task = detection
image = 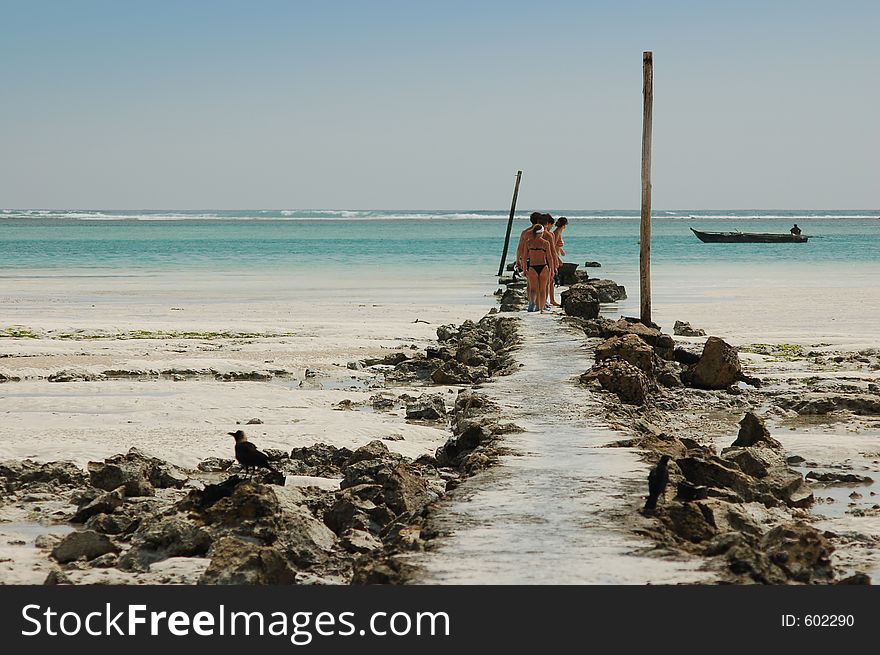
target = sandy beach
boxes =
[0,286,483,468]
[1,218,879,585]
[5,258,874,468]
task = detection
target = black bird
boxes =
[644,454,671,512]
[228,430,277,474]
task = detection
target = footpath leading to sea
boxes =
[407,270,880,584]
[409,314,712,583]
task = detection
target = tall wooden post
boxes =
[497,170,523,277]
[640,51,653,324]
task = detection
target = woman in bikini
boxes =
[525,224,553,313]
[548,216,568,306]
[516,213,543,299]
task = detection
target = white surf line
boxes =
[410,313,715,584]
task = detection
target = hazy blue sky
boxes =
[1,0,876,209]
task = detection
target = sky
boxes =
[0,0,877,209]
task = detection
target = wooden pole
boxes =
[640,51,653,324]
[497,170,523,277]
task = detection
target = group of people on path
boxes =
[515,212,568,314]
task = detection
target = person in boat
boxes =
[524,224,553,313]
[790,223,802,236]
[548,216,568,306]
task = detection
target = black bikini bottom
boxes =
[529,264,546,275]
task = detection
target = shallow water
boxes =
[2,210,878,283]
[807,475,880,520]
[770,428,880,520]
[1,211,877,351]
[410,314,713,584]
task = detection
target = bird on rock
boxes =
[644,454,671,512]
[228,430,277,475]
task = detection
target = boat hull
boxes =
[690,228,809,243]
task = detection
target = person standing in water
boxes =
[548,216,568,306]
[524,224,553,313]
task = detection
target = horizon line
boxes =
[3,208,878,213]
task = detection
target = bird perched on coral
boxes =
[644,454,671,512]
[228,430,277,475]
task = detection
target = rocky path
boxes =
[410,313,714,584]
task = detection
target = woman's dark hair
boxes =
[556,216,568,228]
[531,211,554,225]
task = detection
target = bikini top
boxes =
[527,239,549,260]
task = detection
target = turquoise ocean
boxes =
[1,209,878,309]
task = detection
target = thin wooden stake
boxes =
[497,170,523,277]
[640,51,653,324]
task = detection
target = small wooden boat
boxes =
[690,228,808,243]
